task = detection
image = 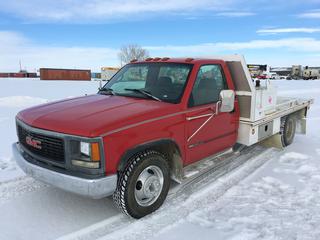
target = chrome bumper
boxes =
[12,143,117,199]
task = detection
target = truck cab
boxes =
[13,56,312,219]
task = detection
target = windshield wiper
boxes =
[98,88,116,96]
[124,88,162,102]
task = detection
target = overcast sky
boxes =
[0,0,320,71]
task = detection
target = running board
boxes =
[182,148,235,181]
[168,145,272,197]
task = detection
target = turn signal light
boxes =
[91,143,101,161]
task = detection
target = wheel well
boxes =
[117,139,184,182]
[282,108,307,121]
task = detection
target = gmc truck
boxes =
[13,55,313,219]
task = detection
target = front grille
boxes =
[17,123,65,162]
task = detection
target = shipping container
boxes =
[26,72,38,78]
[0,72,37,78]
[40,68,91,81]
[0,73,11,78]
[11,73,26,78]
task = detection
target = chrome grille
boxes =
[17,123,65,162]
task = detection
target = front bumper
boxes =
[12,143,117,199]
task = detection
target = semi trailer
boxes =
[13,55,313,218]
[303,67,320,80]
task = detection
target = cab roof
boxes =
[130,57,224,64]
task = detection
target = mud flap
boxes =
[259,133,284,149]
[296,118,307,134]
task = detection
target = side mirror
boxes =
[219,90,235,112]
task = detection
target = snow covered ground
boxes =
[0,78,319,240]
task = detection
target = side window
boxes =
[189,65,227,107]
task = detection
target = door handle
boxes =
[186,113,213,121]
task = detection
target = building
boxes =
[291,65,302,79]
[270,67,292,76]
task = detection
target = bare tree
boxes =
[118,44,149,66]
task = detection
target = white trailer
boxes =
[303,68,320,80]
[101,67,119,80]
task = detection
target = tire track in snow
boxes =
[58,147,279,240]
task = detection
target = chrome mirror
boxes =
[219,90,235,112]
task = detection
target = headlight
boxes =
[71,141,101,169]
[80,142,90,156]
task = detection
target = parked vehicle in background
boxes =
[257,74,267,79]
[13,55,313,219]
[268,73,279,80]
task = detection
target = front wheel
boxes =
[113,150,170,219]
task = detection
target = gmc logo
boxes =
[26,136,42,150]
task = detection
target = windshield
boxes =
[100,62,193,103]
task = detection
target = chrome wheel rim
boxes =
[134,165,164,207]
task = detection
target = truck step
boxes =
[168,144,271,197]
[182,148,235,181]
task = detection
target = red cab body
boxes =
[17,59,240,176]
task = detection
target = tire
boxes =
[113,150,170,219]
[280,115,296,147]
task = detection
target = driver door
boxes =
[185,64,237,165]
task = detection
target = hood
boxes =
[17,94,178,137]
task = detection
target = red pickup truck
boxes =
[13,56,312,218]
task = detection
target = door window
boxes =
[189,65,227,107]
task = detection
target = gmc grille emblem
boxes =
[25,136,42,150]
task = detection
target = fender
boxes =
[117,138,184,182]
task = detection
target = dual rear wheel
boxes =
[280,115,296,147]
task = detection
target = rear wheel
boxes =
[113,150,170,219]
[280,115,296,147]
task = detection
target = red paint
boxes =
[17,58,240,175]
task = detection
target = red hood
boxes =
[17,94,178,137]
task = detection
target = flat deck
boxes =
[239,97,313,127]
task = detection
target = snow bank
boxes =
[0,96,48,108]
